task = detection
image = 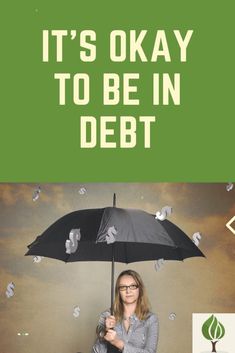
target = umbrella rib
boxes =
[125,210,137,242]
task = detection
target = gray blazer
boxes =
[92,310,159,353]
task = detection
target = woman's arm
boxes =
[92,310,112,353]
[104,329,124,351]
[96,310,111,339]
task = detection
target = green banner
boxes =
[1,1,234,182]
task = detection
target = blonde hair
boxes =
[113,269,150,322]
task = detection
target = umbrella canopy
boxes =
[25,197,205,310]
[26,206,204,263]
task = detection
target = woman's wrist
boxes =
[111,338,124,351]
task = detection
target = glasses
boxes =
[119,284,139,291]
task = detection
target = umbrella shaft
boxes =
[111,193,116,314]
[111,244,115,315]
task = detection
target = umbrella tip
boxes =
[113,193,116,207]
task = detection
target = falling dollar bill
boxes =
[154,258,165,271]
[192,232,202,247]
[169,312,176,320]
[226,183,234,192]
[65,229,81,254]
[78,187,86,195]
[106,226,117,244]
[32,186,41,202]
[33,256,44,263]
[155,206,173,221]
[6,282,15,298]
[73,306,80,318]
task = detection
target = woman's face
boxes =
[118,275,140,305]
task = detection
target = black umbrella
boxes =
[25,194,205,311]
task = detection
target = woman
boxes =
[92,269,159,353]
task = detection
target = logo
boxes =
[193,313,235,353]
[202,315,225,352]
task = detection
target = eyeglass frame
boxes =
[118,284,139,291]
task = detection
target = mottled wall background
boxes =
[0,183,234,353]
